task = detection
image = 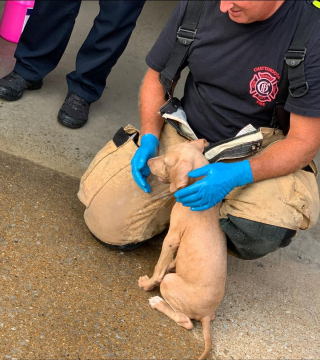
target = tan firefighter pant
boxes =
[78,123,319,246]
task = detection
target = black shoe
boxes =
[58,91,91,129]
[0,71,43,101]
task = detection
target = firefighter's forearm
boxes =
[139,68,166,138]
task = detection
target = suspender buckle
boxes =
[159,73,174,99]
[289,81,309,98]
[285,48,307,67]
[177,27,197,45]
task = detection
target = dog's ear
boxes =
[190,139,209,153]
[169,160,193,193]
[148,156,166,177]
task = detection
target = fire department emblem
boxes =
[250,71,279,105]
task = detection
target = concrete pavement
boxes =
[0,2,319,359]
[0,1,182,178]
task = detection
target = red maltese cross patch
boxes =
[250,67,280,107]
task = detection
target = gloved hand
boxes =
[174,160,253,211]
[131,133,159,193]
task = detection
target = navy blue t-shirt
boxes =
[146,1,320,142]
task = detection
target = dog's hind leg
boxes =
[167,257,177,273]
[150,272,195,329]
[149,296,193,330]
[138,231,180,291]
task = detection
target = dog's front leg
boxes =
[138,231,180,291]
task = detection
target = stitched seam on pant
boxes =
[136,193,174,242]
[293,174,311,229]
[87,163,132,208]
[82,138,132,183]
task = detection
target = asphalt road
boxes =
[0,1,319,358]
[0,150,319,359]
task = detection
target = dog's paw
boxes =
[138,275,155,291]
[148,296,164,308]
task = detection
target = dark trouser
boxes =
[220,215,296,260]
[14,0,145,103]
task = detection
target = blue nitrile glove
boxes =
[131,133,159,193]
[174,160,253,211]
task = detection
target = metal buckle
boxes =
[289,81,309,98]
[285,49,307,67]
[177,27,197,46]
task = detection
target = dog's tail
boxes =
[199,316,212,360]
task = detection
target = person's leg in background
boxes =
[0,0,82,101]
[59,0,146,129]
[14,0,82,82]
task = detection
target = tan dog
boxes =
[138,140,227,360]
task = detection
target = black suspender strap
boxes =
[272,2,320,133]
[159,1,205,98]
[285,3,320,98]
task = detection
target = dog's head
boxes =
[148,139,209,192]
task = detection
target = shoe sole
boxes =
[0,79,43,102]
[27,79,43,91]
[0,90,23,101]
[58,112,88,129]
